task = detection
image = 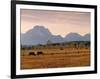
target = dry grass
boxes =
[21,47,90,69]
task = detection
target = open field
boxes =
[21,43,90,69]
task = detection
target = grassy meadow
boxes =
[21,41,90,69]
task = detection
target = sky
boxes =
[21,9,90,37]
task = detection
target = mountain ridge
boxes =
[21,25,90,45]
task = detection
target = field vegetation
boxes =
[21,41,90,69]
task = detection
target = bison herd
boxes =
[29,51,43,56]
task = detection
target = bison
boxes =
[37,51,43,55]
[29,52,36,56]
[29,51,44,56]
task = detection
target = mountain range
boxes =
[21,25,90,45]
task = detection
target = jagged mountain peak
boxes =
[26,25,52,37]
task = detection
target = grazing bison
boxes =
[29,52,36,56]
[29,51,44,56]
[37,51,43,55]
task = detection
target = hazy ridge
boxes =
[21,25,90,45]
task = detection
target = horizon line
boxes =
[21,25,90,37]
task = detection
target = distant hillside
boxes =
[64,33,90,41]
[21,25,90,45]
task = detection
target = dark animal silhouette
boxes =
[29,52,36,56]
[37,51,43,55]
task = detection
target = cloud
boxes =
[21,9,90,37]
